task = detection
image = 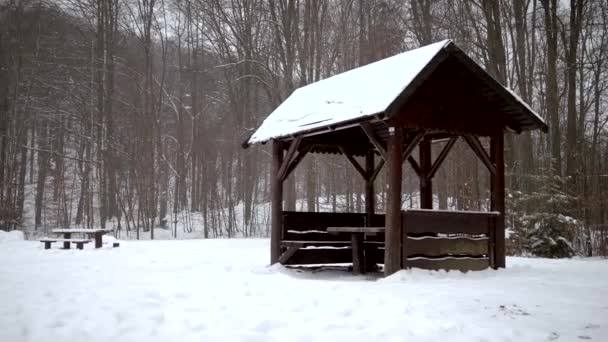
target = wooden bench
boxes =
[39,238,91,250]
[327,226,385,274]
[278,211,385,267]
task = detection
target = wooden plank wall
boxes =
[401,210,499,271]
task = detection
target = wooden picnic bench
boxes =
[39,238,91,250]
[277,211,385,269]
[327,226,385,274]
[40,228,113,249]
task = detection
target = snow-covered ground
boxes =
[1,232,606,342]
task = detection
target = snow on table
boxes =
[1,237,607,342]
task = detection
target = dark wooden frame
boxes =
[268,127,508,275]
[268,125,507,274]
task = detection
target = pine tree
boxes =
[507,167,577,258]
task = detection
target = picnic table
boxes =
[327,226,385,274]
[40,228,113,249]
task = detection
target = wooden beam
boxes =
[419,137,432,209]
[404,237,489,257]
[339,146,367,179]
[408,156,421,176]
[365,151,376,218]
[282,144,311,181]
[360,122,387,161]
[278,245,299,264]
[403,209,498,235]
[364,151,377,273]
[463,135,496,176]
[405,257,489,271]
[401,130,425,162]
[370,158,385,182]
[278,137,302,181]
[385,126,403,276]
[491,134,505,268]
[282,248,352,265]
[427,137,458,181]
[270,140,284,264]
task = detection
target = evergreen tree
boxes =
[507,167,577,258]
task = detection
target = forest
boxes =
[1,0,607,257]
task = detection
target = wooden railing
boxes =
[402,209,499,271]
[278,210,500,271]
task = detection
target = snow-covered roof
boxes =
[247,39,546,145]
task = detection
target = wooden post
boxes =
[95,232,103,248]
[385,126,403,275]
[491,133,506,268]
[63,233,70,249]
[364,151,376,273]
[271,140,284,264]
[365,151,375,222]
[419,137,432,209]
[351,233,364,274]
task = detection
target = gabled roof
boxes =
[247,39,547,146]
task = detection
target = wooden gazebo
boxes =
[244,40,547,276]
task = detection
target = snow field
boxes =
[0,234,607,342]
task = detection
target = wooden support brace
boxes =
[463,135,496,176]
[339,146,367,179]
[426,137,458,181]
[278,245,300,264]
[278,137,302,181]
[370,159,385,182]
[282,144,311,181]
[360,123,387,161]
[407,156,421,177]
[401,130,426,163]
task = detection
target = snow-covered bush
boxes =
[521,213,576,258]
[506,168,577,258]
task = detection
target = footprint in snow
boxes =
[190,322,206,331]
[340,308,353,317]
[150,312,165,324]
[496,304,530,318]
[173,292,189,299]
[144,291,162,299]
[49,319,66,329]
[254,319,281,333]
